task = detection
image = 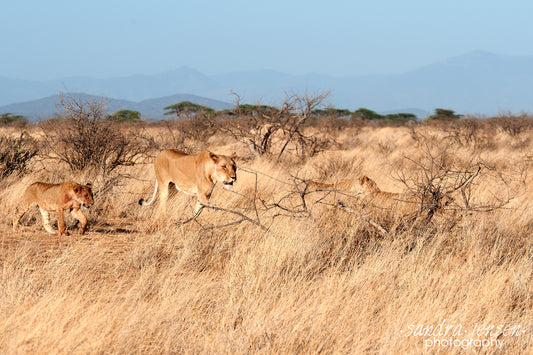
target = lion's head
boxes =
[210,152,237,189]
[359,175,381,193]
[73,183,94,208]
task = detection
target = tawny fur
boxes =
[307,175,381,195]
[307,175,419,212]
[139,149,237,213]
[324,176,452,214]
[13,181,94,235]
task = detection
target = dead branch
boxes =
[337,200,391,238]
[197,205,267,231]
[216,92,333,161]
[393,145,514,221]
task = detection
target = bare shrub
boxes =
[444,117,496,150]
[305,112,350,132]
[154,115,215,152]
[408,124,435,149]
[38,94,151,200]
[40,94,149,176]
[217,92,335,161]
[491,111,533,137]
[394,146,511,224]
[0,132,38,179]
[327,148,512,240]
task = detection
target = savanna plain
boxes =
[0,97,532,354]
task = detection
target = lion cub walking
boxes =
[13,181,94,235]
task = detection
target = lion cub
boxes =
[13,181,94,235]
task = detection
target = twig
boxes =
[200,205,267,231]
[337,200,391,238]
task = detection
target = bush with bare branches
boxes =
[40,94,149,176]
[392,146,512,225]
[217,92,335,160]
[490,111,533,137]
[37,94,152,199]
[443,117,496,150]
[0,132,37,179]
[162,115,216,150]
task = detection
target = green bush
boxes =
[0,113,28,126]
[110,109,141,122]
[426,108,462,121]
[164,101,215,117]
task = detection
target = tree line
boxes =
[0,100,504,126]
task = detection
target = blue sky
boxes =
[2,0,533,80]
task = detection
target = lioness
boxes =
[13,181,94,235]
[139,149,237,213]
[346,178,452,214]
[306,175,380,195]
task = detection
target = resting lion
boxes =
[306,175,381,195]
[308,175,414,210]
[139,149,237,213]
[312,176,415,208]
[13,181,94,235]
[309,175,452,217]
[341,177,452,215]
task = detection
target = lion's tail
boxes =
[139,180,158,206]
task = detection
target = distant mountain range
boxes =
[0,93,232,121]
[1,50,533,120]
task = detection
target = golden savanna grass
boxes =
[0,120,532,354]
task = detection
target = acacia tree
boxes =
[351,108,384,121]
[0,113,28,125]
[110,109,141,122]
[163,101,214,118]
[426,108,462,121]
[385,113,417,123]
[312,108,352,118]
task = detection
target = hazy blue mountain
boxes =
[0,76,53,106]
[1,51,533,116]
[383,51,533,114]
[53,66,218,102]
[0,93,233,121]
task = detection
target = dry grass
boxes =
[0,122,532,354]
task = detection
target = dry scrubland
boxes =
[0,108,532,353]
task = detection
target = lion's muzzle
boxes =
[223,176,236,190]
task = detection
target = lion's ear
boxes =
[230,152,237,160]
[86,182,93,189]
[209,152,219,162]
